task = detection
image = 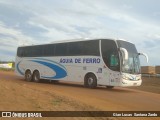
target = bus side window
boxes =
[17,48,24,57]
[19,51,24,57]
[110,53,118,67]
[101,40,120,71]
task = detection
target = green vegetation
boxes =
[0,61,15,71]
[0,68,15,71]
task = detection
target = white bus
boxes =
[15,38,148,88]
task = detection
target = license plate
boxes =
[133,83,137,86]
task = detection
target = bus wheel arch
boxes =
[84,72,97,89]
[25,69,32,82]
[33,70,41,83]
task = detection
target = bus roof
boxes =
[49,38,116,44]
[18,38,132,47]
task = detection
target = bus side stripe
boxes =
[31,60,67,79]
[16,61,24,75]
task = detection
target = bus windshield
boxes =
[117,40,140,74]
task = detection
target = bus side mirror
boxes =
[120,47,128,62]
[138,52,148,63]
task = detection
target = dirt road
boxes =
[0,71,160,112]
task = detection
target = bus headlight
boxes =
[122,76,128,80]
[122,74,141,81]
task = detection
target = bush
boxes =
[0,68,15,71]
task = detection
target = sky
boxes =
[0,0,160,66]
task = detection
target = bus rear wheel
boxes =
[33,71,40,83]
[85,74,97,89]
[25,70,32,82]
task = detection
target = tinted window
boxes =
[43,44,55,56]
[32,45,43,57]
[55,43,68,56]
[68,42,84,55]
[17,40,100,57]
[67,40,100,56]
[24,46,32,57]
[83,40,99,56]
[101,40,120,71]
[17,47,24,57]
[117,40,137,53]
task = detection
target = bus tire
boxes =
[85,74,97,89]
[33,70,40,83]
[84,78,88,87]
[25,70,32,82]
[106,86,114,89]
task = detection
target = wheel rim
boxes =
[25,70,32,81]
[26,72,31,80]
[34,75,38,81]
[34,72,40,82]
[88,77,94,86]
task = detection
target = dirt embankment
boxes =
[0,71,115,120]
[0,71,160,120]
[130,76,160,94]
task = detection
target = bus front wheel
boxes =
[25,70,32,82]
[33,70,40,83]
[85,74,97,89]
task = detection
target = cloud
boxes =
[0,21,36,60]
[0,0,159,65]
[0,21,35,45]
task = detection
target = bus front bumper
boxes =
[119,73,142,87]
[120,79,142,87]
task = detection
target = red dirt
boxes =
[0,71,160,120]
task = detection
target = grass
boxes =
[0,68,15,71]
